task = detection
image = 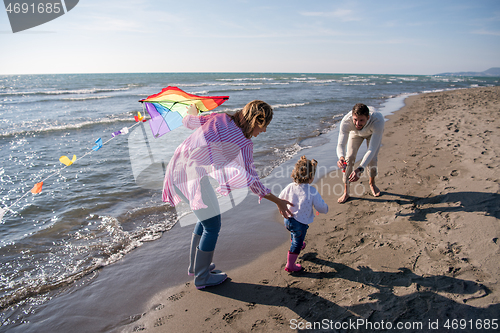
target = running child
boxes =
[279,156,329,272]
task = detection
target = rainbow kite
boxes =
[140,86,229,138]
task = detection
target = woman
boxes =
[163,100,293,289]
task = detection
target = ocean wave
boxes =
[0,116,138,138]
[0,87,129,97]
[332,114,344,121]
[272,102,309,109]
[0,205,176,310]
[266,82,290,85]
[218,82,262,86]
[303,79,339,84]
[62,95,113,101]
[191,86,262,95]
[175,81,289,90]
[173,81,262,88]
[264,143,303,176]
[292,77,317,81]
[342,82,377,86]
[2,92,153,106]
[214,107,242,113]
[216,77,276,81]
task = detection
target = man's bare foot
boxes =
[370,183,381,197]
[338,193,350,203]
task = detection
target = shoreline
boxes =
[121,86,500,332]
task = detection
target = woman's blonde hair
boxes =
[230,100,273,139]
[291,156,318,184]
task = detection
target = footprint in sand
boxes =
[167,291,185,301]
[153,304,164,311]
[222,308,244,324]
[153,315,174,327]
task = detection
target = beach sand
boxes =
[122,87,500,332]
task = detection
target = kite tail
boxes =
[0,114,146,222]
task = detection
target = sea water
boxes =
[0,73,498,330]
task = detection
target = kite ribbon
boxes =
[92,138,103,151]
[112,127,129,137]
[31,182,43,194]
[60,155,77,166]
[0,110,148,222]
[134,112,146,122]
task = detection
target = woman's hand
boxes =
[187,104,199,116]
[264,193,294,218]
[277,198,294,218]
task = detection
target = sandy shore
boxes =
[122,87,500,332]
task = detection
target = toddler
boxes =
[279,156,329,272]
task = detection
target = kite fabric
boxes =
[139,86,229,138]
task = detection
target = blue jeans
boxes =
[285,217,309,254]
[175,177,221,252]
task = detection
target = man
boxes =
[336,103,384,203]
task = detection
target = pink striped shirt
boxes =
[162,113,271,210]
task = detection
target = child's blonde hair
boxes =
[291,156,318,184]
[230,100,273,139]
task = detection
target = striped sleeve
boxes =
[241,144,271,201]
[183,113,216,130]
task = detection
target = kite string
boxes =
[1,118,145,218]
[1,150,94,215]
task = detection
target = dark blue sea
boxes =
[0,73,498,331]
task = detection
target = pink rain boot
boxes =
[285,251,303,272]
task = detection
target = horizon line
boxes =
[1,70,497,77]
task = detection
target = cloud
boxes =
[300,9,361,22]
[472,29,500,36]
[61,0,186,34]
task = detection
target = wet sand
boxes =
[123,86,500,332]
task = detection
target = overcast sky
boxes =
[1,0,499,75]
